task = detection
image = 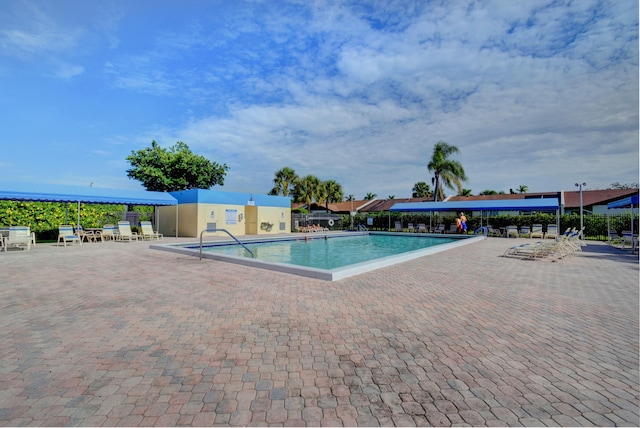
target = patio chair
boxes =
[140,221,163,240]
[530,224,544,239]
[6,226,32,251]
[518,226,531,238]
[394,221,403,232]
[433,224,445,234]
[505,225,518,238]
[621,230,636,250]
[486,225,503,237]
[545,224,558,239]
[416,223,427,233]
[101,224,118,241]
[607,229,622,247]
[117,221,139,242]
[75,225,97,243]
[57,225,81,247]
[407,223,415,232]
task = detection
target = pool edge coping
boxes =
[150,232,485,281]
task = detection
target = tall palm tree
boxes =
[364,192,377,200]
[412,181,433,198]
[518,185,528,194]
[269,166,298,196]
[346,194,355,201]
[427,141,467,202]
[321,180,344,213]
[458,188,473,197]
[293,175,320,210]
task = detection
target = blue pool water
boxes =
[198,233,456,269]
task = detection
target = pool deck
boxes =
[0,235,638,426]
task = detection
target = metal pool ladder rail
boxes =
[200,225,254,260]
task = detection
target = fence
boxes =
[342,212,638,241]
[291,213,343,231]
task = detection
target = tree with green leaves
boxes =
[458,188,473,197]
[427,141,467,202]
[518,185,528,194]
[269,166,298,196]
[321,180,344,212]
[412,181,433,198]
[479,189,499,195]
[364,192,377,200]
[126,141,229,192]
[293,175,321,209]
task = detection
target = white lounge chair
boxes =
[545,224,558,239]
[6,226,32,251]
[519,226,531,238]
[57,225,81,247]
[416,223,428,233]
[433,224,445,234]
[140,221,163,240]
[394,221,403,232]
[117,221,138,242]
[506,225,518,238]
[530,224,544,239]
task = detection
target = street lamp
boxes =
[575,182,586,235]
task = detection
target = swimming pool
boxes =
[151,232,484,281]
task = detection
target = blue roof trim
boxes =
[170,189,290,208]
[0,182,177,205]
[607,194,639,209]
[390,198,559,212]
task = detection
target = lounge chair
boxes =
[518,226,531,238]
[75,225,98,243]
[6,226,32,251]
[57,225,81,247]
[407,223,415,232]
[505,225,518,238]
[446,224,457,234]
[486,225,503,237]
[117,221,138,242]
[530,224,544,239]
[416,223,428,233]
[606,229,622,247]
[140,221,163,240]
[394,221,403,232]
[433,224,445,234]
[621,230,637,250]
[545,224,558,240]
[101,224,118,241]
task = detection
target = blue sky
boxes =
[1,0,638,199]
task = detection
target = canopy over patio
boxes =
[389,198,559,212]
[0,182,177,205]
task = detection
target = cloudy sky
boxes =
[1,0,637,199]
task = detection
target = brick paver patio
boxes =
[0,236,638,426]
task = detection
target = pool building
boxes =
[157,189,291,238]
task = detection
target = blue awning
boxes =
[607,194,639,209]
[390,198,559,212]
[0,182,177,205]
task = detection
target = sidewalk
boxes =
[0,237,638,426]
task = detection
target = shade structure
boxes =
[0,182,177,205]
[607,192,638,239]
[390,198,559,212]
[607,194,639,209]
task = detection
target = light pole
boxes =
[575,182,586,235]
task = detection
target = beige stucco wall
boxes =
[157,203,291,238]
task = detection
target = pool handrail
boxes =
[200,227,254,260]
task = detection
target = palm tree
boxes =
[479,189,498,195]
[518,185,528,194]
[269,166,298,196]
[458,188,473,197]
[427,141,467,202]
[388,195,395,199]
[346,194,355,201]
[412,181,433,198]
[322,180,344,212]
[364,192,377,200]
[293,175,321,210]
